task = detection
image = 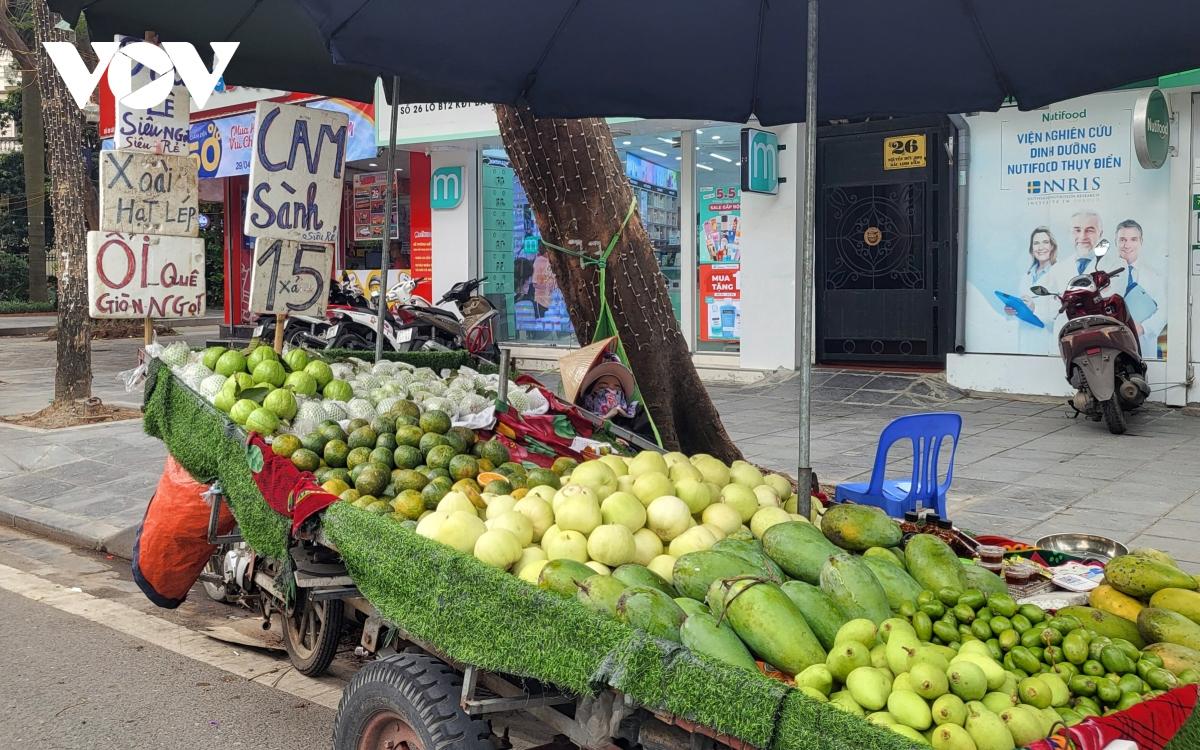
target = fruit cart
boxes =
[144,350,1200,750]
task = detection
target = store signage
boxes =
[248,237,332,315]
[699,264,741,342]
[245,101,348,243]
[1192,194,1200,211]
[99,151,199,237]
[86,231,206,318]
[1133,88,1170,169]
[740,128,779,195]
[883,133,927,170]
[430,166,464,209]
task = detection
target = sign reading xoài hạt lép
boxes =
[100,151,199,237]
[87,231,206,319]
[245,101,348,243]
[248,237,333,316]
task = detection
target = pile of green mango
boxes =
[534,505,1198,748]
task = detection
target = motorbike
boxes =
[390,276,501,361]
[253,274,373,348]
[1030,239,1150,434]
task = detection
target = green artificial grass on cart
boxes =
[142,362,935,750]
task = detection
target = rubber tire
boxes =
[332,653,494,750]
[1102,398,1128,435]
[332,332,372,351]
[201,548,236,604]
[282,591,343,677]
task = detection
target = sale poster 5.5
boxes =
[698,185,741,264]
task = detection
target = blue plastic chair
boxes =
[834,413,962,518]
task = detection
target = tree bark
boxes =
[495,105,741,462]
[32,0,90,401]
[20,68,46,301]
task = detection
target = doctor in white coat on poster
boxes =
[1114,219,1165,358]
[1008,226,1061,355]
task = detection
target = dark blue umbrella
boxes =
[297,0,1200,124]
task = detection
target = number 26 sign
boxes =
[248,237,332,316]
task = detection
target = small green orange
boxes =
[346,446,373,470]
[271,434,302,459]
[290,448,321,473]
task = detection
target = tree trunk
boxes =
[495,105,741,462]
[20,68,47,302]
[32,0,90,401]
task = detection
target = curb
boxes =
[0,495,137,560]
[0,317,223,338]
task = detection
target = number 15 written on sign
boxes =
[248,237,332,316]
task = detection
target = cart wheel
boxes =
[333,653,494,750]
[201,547,236,604]
[282,589,343,677]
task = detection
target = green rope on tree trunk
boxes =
[540,198,664,447]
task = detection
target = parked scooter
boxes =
[1030,239,1150,434]
[253,274,371,347]
[390,276,501,361]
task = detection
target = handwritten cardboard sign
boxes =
[245,101,348,243]
[87,231,206,318]
[116,70,190,155]
[100,151,199,237]
[248,237,332,316]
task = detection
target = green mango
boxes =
[679,611,757,671]
[820,503,902,551]
[711,537,786,580]
[575,574,627,617]
[612,563,678,597]
[862,554,925,612]
[671,550,764,601]
[863,546,907,569]
[761,521,839,584]
[1057,606,1145,648]
[537,558,595,597]
[820,553,890,625]
[718,577,826,675]
[966,708,1015,750]
[674,597,709,617]
[1105,554,1197,598]
[905,534,968,596]
[780,579,848,651]
[962,563,1009,598]
[615,586,686,642]
[1138,607,1200,652]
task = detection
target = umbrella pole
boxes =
[797,0,818,517]
[374,75,401,362]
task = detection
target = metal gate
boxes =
[815,118,957,365]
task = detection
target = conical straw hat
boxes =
[559,337,618,403]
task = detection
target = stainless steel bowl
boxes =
[1034,533,1128,561]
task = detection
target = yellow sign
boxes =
[883,134,927,170]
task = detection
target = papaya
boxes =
[716,577,826,675]
[1138,607,1200,652]
[820,553,891,625]
[612,563,678,597]
[672,551,764,601]
[679,612,758,671]
[863,546,906,569]
[861,554,924,612]
[575,574,627,617]
[962,562,1009,598]
[1104,554,1198,599]
[890,546,907,569]
[538,558,596,597]
[781,580,848,651]
[1143,642,1200,676]
[1089,583,1145,623]
[616,586,687,642]
[820,504,903,551]
[1150,588,1200,626]
[1057,606,1146,648]
[761,521,840,584]
[711,538,786,580]
[904,533,967,595]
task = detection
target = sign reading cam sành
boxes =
[248,237,333,316]
[245,101,348,243]
[100,151,199,236]
[87,231,206,318]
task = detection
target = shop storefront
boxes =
[373,95,803,374]
[948,86,1193,406]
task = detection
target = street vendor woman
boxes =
[559,338,654,441]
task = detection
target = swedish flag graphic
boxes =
[1027,180,1041,194]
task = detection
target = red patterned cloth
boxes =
[1027,685,1197,750]
[245,433,339,533]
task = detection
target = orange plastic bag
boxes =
[132,455,235,608]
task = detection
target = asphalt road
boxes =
[0,585,336,750]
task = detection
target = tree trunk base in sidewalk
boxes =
[2,398,141,429]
